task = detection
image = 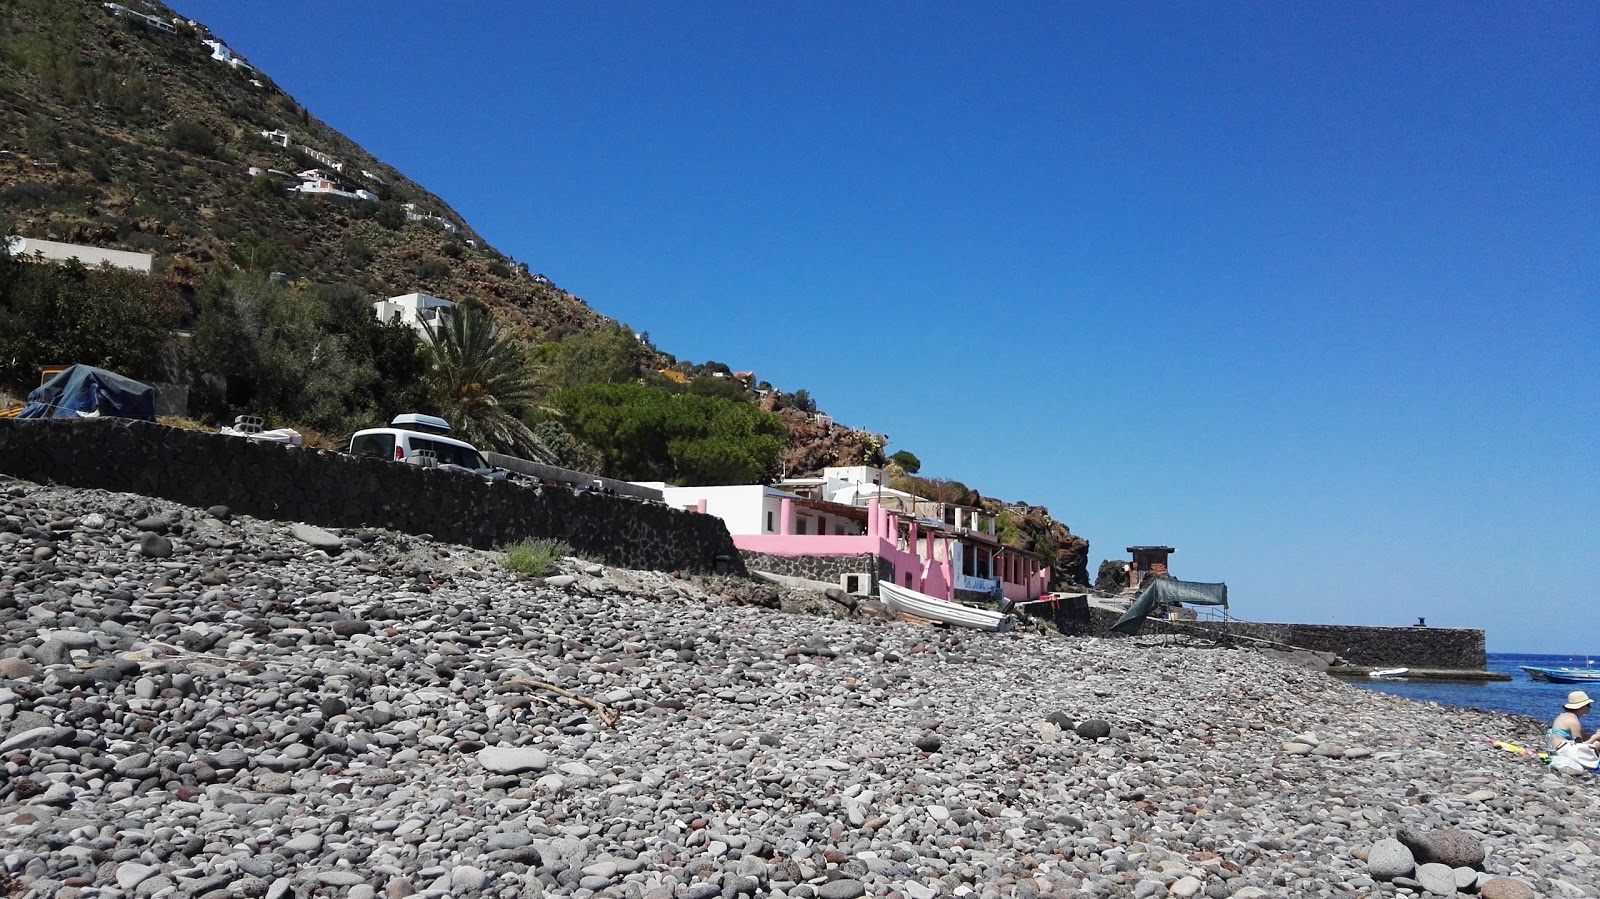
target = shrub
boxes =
[501,538,571,577]
[168,120,218,157]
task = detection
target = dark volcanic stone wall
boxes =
[0,419,744,575]
[1087,608,1486,669]
[740,551,877,592]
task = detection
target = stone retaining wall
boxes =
[739,551,878,595]
[1088,608,1486,669]
[0,418,744,575]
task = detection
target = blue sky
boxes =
[175,2,1597,653]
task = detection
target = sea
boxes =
[1351,652,1597,722]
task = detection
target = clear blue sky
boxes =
[175,2,1597,653]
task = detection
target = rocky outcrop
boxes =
[776,408,886,475]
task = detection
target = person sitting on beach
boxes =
[1549,690,1600,751]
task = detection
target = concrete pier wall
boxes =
[1089,608,1486,669]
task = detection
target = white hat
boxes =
[1565,691,1593,711]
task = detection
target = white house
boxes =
[201,39,251,70]
[104,3,176,34]
[291,169,377,201]
[5,236,153,273]
[403,203,459,234]
[373,293,456,335]
[260,129,291,147]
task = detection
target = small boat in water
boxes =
[1520,665,1600,684]
[1369,668,1411,679]
[878,581,1013,632]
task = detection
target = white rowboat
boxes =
[878,581,1013,632]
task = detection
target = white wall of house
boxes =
[646,485,779,534]
[5,237,152,273]
[823,465,887,487]
[373,293,456,334]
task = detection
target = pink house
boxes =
[644,477,1050,605]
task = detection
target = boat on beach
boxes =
[878,581,1013,632]
[1520,665,1600,684]
[1369,667,1411,679]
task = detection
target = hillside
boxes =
[0,0,1094,585]
[0,0,602,340]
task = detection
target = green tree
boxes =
[551,383,787,484]
[528,322,644,396]
[889,450,922,474]
[310,283,426,420]
[776,387,816,414]
[421,305,552,459]
[190,273,383,433]
[0,249,181,388]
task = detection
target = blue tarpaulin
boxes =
[17,365,157,421]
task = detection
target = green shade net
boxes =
[1111,578,1229,635]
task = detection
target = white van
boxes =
[348,414,500,476]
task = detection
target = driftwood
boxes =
[505,678,620,728]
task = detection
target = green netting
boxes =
[1110,578,1229,635]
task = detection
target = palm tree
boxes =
[422,305,555,461]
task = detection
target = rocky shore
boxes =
[2,481,1595,898]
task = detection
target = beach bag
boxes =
[1555,741,1599,771]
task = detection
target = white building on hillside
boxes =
[373,293,456,336]
[202,39,251,69]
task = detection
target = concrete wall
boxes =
[655,484,774,534]
[1088,608,1486,669]
[6,236,153,273]
[0,418,744,575]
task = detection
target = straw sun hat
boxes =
[1565,691,1594,711]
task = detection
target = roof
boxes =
[1127,546,1176,553]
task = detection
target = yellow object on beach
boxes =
[1492,740,1532,757]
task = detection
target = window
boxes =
[796,518,807,535]
[412,438,487,470]
[766,510,774,532]
[351,433,395,460]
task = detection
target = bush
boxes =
[501,538,571,577]
[415,258,450,280]
[168,120,218,157]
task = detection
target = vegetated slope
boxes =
[0,0,603,340]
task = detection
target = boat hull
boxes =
[879,581,1013,632]
[1521,665,1600,684]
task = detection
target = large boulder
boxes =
[1427,828,1486,869]
[1367,839,1415,881]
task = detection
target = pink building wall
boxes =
[732,499,956,599]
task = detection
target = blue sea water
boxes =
[1352,653,1598,723]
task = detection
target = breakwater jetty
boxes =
[1090,612,1492,674]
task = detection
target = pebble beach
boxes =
[2,480,1596,899]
